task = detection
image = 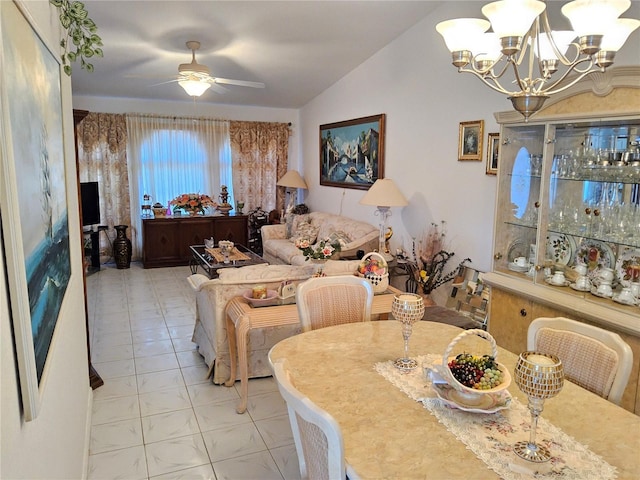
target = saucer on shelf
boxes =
[612,294,638,306]
[544,278,570,287]
[590,287,613,299]
[432,383,512,414]
[508,263,530,273]
[569,283,591,292]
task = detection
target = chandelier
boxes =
[436,0,639,120]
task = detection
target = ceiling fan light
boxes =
[562,0,631,37]
[482,0,546,39]
[600,18,640,52]
[179,79,211,97]
[436,18,491,53]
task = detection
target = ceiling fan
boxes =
[176,41,265,97]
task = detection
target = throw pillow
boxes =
[290,221,319,244]
[327,230,352,248]
[285,214,309,238]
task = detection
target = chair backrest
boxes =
[272,360,346,480]
[527,317,633,405]
[296,275,373,332]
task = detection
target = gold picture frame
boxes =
[486,132,500,175]
[458,120,484,161]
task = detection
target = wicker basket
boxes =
[441,329,511,399]
[356,252,389,294]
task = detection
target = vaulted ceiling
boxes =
[71,1,442,108]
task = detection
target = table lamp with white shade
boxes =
[359,178,408,261]
[277,170,308,218]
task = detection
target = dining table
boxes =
[268,320,640,480]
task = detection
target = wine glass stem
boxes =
[528,398,544,447]
[402,323,412,358]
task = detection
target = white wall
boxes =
[1,1,92,478]
[300,1,640,276]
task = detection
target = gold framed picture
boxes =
[486,132,500,175]
[458,120,484,161]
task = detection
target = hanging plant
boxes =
[50,0,103,75]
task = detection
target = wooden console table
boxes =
[142,214,248,268]
[224,286,402,414]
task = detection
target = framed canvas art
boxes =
[486,132,500,175]
[458,120,484,161]
[0,1,71,420]
[319,114,385,190]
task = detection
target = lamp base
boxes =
[513,441,552,463]
[394,357,418,371]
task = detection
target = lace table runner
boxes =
[375,355,617,480]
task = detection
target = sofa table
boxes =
[224,285,402,413]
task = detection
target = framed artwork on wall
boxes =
[486,132,500,175]
[458,120,484,161]
[0,1,71,421]
[319,114,385,190]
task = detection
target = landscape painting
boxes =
[319,114,385,190]
[1,1,70,418]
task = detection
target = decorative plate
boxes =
[242,289,279,307]
[432,383,512,414]
[574,239,616,281]
[545,233,576,265]
[507,238,529,263]
[615,246,640,287]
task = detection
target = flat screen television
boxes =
[80,181,100,226]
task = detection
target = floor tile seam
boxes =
[139,407,199,446]
[142,433,210,477]
[89,417,145,455]
[136,381,188,396]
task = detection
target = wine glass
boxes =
[513,351,564,463]
[391,294,425,371]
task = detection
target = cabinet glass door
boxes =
[494,125,545,280]
[547,121,640,308]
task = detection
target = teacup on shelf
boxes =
[575,276,591,291]
[596,282,613,297]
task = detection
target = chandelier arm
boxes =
[457,67,513,95]
[540,10,572,66]
[543,63,604,96]
[510,57,531,94]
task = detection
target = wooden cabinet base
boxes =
[143,215,248,268]
[488,287,640,415]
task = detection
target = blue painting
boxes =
[320,114,385,190]
[2,4,71,383]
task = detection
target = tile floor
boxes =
[86,263,301,480]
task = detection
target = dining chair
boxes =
[296,275,373,332]
[527,317,633,405]
[272,360,347,480]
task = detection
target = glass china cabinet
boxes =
[482,68,640,414]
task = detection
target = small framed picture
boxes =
[458,120,484,161]
[486,132,500,175]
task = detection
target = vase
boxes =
[113,225,132,269]
[420,292,437,307]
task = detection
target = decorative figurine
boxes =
[216,185,233,215]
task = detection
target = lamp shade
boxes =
[436,18,491,52]
[562,0,630,37]
[482,0,546,39]
[277,170,308,189]
[179,79,211,97]
[600,18,640,51]
[359,178,408,208]
[530,31,577,60]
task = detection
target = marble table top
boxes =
[268,321,640,480]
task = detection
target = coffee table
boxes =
[189,244,267,278]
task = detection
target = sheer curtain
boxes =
[126,114,232,257]
[76,113,130,263]
[229,121,290,214]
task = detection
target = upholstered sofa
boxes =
[261,211,378,265]
[188,260,360,384]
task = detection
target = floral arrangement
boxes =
[414,221,471,294]
[170,193,216,215]
[295,237,340,261]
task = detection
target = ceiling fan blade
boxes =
[150,78,181,87]
[209,83,229,94]
[213,77,266,89]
